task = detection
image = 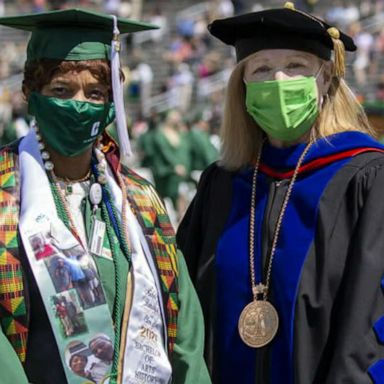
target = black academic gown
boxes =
[177,131,384,384]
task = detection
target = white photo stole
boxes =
[18,130,115,384]
[17,130,171,383]
[104,158,172,384]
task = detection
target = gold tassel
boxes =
[327,27,345,78]
[284,2,295,10]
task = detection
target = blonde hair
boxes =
[220,60,376,170]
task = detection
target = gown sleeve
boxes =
[0,327,29,384]
[295,156,384,384]
[171,251,211,384]
[177,162,232,281]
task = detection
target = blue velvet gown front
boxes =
[214,132,384,384]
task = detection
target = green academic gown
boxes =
[0,145,210,384]
[149,129,191,205]
[188,127,219,172]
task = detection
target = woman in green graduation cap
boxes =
[0,8,210,384]
[177,2,384,383]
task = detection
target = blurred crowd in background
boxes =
[1,0,384,225]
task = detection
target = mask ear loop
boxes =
[314,62,328,108]
[315,62,324,80]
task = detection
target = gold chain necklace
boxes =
[54,169,92,195]
[238,140,313,348]
[54,169,92,183]
[49,170,90,249]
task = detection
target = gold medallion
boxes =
[238,300,279,348]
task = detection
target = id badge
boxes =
[89,218,106,257]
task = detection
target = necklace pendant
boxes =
[253,283,267,297]
[238,299,279,348]
[90,183,103,206]
[65,184,73,195]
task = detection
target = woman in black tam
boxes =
[177,2,384,383]
[0,8,210,384]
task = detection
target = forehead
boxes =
[244,49,319,66]
[49,69,102,83]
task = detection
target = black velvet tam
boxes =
[208,6,356,62]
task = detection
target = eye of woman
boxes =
[285,59,316,77]
[50,84,71,98]
[87,86,108,102]
[286,62,306,69]
[252,65,271,74]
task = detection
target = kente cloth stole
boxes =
[121,166,180,355]
[0,147,180,363]
[0,147,28,362]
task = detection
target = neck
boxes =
[49,146,93,181]
[267,131,311,148]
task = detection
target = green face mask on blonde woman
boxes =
[245,75,320,142]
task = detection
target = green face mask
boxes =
[28,92,116,157]
[245,76,319,142]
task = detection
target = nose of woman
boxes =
[274,70,291,81]
[72,89,89,102]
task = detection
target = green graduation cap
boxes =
[0,8,158,62]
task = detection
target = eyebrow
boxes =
[49,78,72,84]
[49,78,107,88]
[249,57,312,72]
[289,54,312,61]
